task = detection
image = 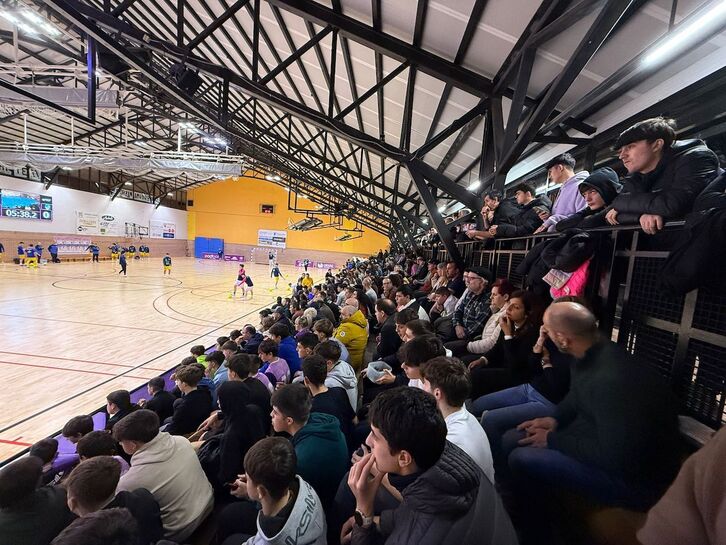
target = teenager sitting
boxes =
[104,390,137,431]
[303,355,355,445]
[313,318,350,363]
[165,364,213,436]
[76,431,130,475]
[314,340,358,411]
[258,338,291,385]
[137,377,175,423]
[49,508,140,545]
[61,415,94,444]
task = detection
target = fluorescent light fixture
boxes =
[135,139,149,147]
[273,175,281,181]
[60,166,72,170]
[43,23,61,36]
[437,205,447,213]
[125,182,132,186]
[17,22,37,34]
[1,13,18,23]
[643,1,726,66]
[468,180,481,191]
[21,11,43,24]
[265,174,274,181]
[167,192,173,196]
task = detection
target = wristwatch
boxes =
[354,509,374,528]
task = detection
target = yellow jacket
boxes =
[334,309,368,371]
[301,276,314,289]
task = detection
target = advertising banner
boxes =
[76,211,99,234]
[295,260,336,269]
[202,252,221,260]
[99,214,123,236]
[258,229,287,248]
[150,220,176,239]
[223,255,245,262]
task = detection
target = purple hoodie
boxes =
[260,357,290,384]
[543,171,589,232]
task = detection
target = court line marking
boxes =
[0,312,205,335]
[0,438,32,447]
[0,360,152,381]
[0,297,275,436]
[0,351,169,372]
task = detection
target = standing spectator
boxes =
[466,190,522,240]
[138,377,175,423]
[490,182,552,238]
[534,153,589,233]
[113,410,213,542]
[555,167,622,231]
[334,305,368,372]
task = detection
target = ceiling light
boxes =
[60,166,72,170]
[273,175,281,181]
[135,139,149,147]
[467,180,481,191]
[167,192,173,196]
[437,205,447,213]
[17,22,37,34]
[125,182,132,186]
[265,174,274,181]
[21,11,43,24]
[1,13,18,23]
[422,218,429,224]
[643,1,726,66]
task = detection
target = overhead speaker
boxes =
[170,63,202,95]
[98,46,152,76]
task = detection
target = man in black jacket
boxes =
[598,117,719,234]
[239,325,264,354]
[139,377,175,423]
[373,298,401,360]
[64,456,163,545]
[105,390,137,431]
[505,302,681,544]
[346,386,517,545]
[466,190,521,240]
[490,182,552,238]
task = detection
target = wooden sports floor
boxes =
[0,257,306,463]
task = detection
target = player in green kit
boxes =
[162,253,172,275]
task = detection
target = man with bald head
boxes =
[504,302,682,544]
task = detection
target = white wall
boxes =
[0,175,188,238]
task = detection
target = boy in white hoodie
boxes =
[313,340,358,412]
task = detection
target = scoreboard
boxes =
[0,189,53,221]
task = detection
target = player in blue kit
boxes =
[118,251,127,275]
[25,244,37,268]
[270,262,284,289]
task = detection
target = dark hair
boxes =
[483,189,502,201]
[244,437,297,501]
[388,273,403,288]
[368,387,446,471]
[420,357,470,407]
[50,507,139,545]
[544,152,576,170]
[190,345,206,357]
[394,307,418,326]
[271,383,311,424]
[258,338,278,357]
[614,116,677,150]
[65,456,121,509]
[513,182,535,197]
[112,409,160,443]
[509,290,544,336]
[62,415,94,438]
[229,329,242,340]
[221,340,238,352]
[268,322,290,339]
[175,364,204,386]
[106,390,131,411]
[76,431,118,459]
[312,318,334,338]
[227,353,256,378]
[313,339,342,362]
[302,355,328,387]
[491,277,516,297]
[0,457,43,508]
[404,319,434,337]
[216,336,230,347]
[148,376,165,392]
[29,438,58,464]
[243,325,257,335]
[180,356,197,366]
[396,284,414,299]
[206,350,225,366]
[397,334,445,367]
[433,286,452,296]
[296,332,319,351]
[375,298,396,316]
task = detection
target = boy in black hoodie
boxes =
[555,167,622,231]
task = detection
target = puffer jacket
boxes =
[334,309,368,370]
[556,168,622,231]
[607,139,719,222]
[495,195,552,237]
[352,442,518,545]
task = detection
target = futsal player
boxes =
[163,253,172,275]
[17,242,24,265]
[34,243,43,261]
[118,251,127,276]
[268,250,275,270]
[270,262,284,289]
[230,265,247,298]
[109,243,119,260]
[86,243,100,262]
[25,244,38,268]
[303,258,310,272]
[127,243,136,259]
[0,241,4,263]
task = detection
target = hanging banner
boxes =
[258,229,287,248]
[76,211,99,234]
[150,219,176,239]
[99,214,123,236]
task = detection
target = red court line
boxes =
[0,438,32,447]
[0,360,152,381]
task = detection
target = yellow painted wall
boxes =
[188,176,390,255]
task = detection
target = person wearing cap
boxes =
[445,266,493,353]
[534,153,590,233]
[555,167,622,231]
[599,117,719,234]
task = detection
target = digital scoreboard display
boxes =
[0,189,53,221]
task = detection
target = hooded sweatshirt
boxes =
[278,336,301,375]
[244,476,326,545]
[116,432,214,542]
[334,309,368,371]
[542,171,589,231]
[325,359,358,411]
[556,167,622,231]
[292,412,349,511]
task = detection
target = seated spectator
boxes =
[420,357,494,482]
[239,324,264,354]
[198,381,266,494]
[363,276,378,304]
[217,340,240,384]
[444,261,466,298]
[113,410,213,542]
[294,315,312,341]
[61,415,94,444]
[402,319,434,341]
[50,508,139,545]
[445,266,493,350]
[30,438,61,486]
[397,334,446,389]
[165,364,213,436]
[271,384,348,511]
[315,340,358,411]
[468,290,542,398]
[490,182,552,238]
[225,352,272,431]
[345,387,517,545]
[104,390,137,431]
[190,344,207,366]
[394,285,429,322]
[76,431,130,475]
[505,302,681,544]
[138,376,175,423]
[599,117,719,234]
[334,305,369,372]
[534,153,589,233]
[0,456,74,545]
[555,167,622,231]
[303,354,355,442]
[272,306,294,333]
[466,190,521,240]
[428,286,458,322]
[310,298,336,324]
[63,457,162,545]
[258,338,291,384]
[215,335,230,351]
[205,350,226,386]
[296,331,319,361]
[638,426,726,545]
[218,437,326,545]
[373,299,401,361]
[268,322,302,376]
